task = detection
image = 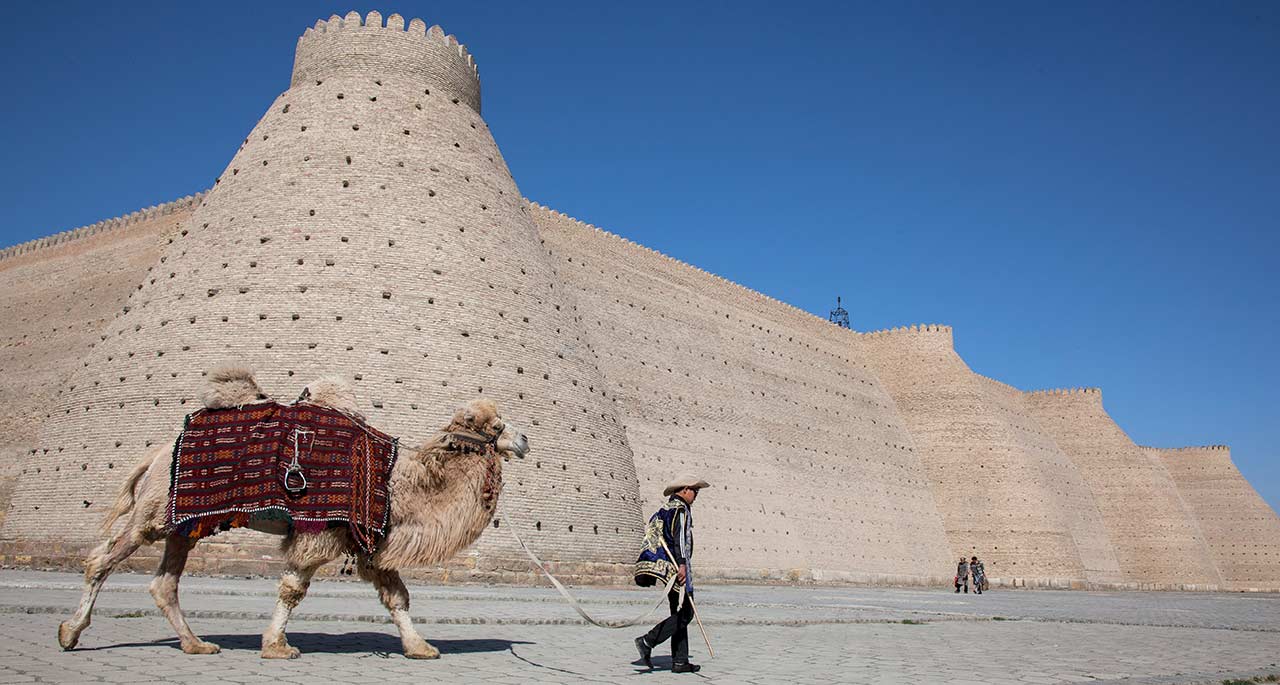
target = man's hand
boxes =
[677,564,687,584]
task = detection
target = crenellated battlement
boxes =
[858,324,956,354]
[860,323,953,338]
[1140,445,1231,454]
[525,200,860,335]
[972,371,1023,395]
[292,11,482,114]
[0,192,205,263]
[1024,387,1103,401]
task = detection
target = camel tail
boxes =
[99,455,153,533]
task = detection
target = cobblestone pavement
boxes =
[0,571,1276,684]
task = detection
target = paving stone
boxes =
[1,570,1277,683]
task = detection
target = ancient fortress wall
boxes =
[860,326,1118,586]
[2,11,1277,589]
[1023,389,1222,588]
[0,197,200,447]
[970,375,1123,585]
[1146,445,1280,590]
[0,198,200,529]
[530,205,954,584]
[0,12,644,582]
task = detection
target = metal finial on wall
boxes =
[829,296,849,329]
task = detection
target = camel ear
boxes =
[453,407,474,427]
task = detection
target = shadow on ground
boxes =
[86,632,528,656]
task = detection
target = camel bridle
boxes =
[444,427,503,454]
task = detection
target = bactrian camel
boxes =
[57,367,529,659]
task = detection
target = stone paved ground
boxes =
[0,571,1276,684]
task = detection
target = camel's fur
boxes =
[197,364,269,409]
[297,375,363,419]
[59,370,528,660]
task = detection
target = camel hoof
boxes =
[57,622,81,650]
[181,640,221,655]
[261,644,301,659]
[404,640,440,660]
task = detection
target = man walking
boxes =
[955,556,970,593]
[634,474,709,674]
[970,555,986,594]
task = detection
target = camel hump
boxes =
[199,364,268,409]
[207,363,257,386]
[298,375,363,419]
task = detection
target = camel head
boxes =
[371,399,529,570]
[199,364,269,409]
[444,399,529,460]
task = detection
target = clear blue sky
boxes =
[2,2,1277,512]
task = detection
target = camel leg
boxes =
[150,534,219,654]
[362,562,438,659]
[58,533,143,650]
[261,561,323,659]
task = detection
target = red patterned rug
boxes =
[167,402,399,553]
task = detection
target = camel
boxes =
[57,368,529,659]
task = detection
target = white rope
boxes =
[501,512,676,629]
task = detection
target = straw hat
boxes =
[663,473,711,497]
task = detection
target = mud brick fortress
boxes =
[1,12,1276,591]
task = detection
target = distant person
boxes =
[970,556,987,594]
[634,474,709,674]
[955,557,970,593]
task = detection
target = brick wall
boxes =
[1024,390,1222,589]
[972,375,1123,585]
[1147,446,1280,590]
[0,197,199,519]
[862,326,1124,587]
[531,205,954,585]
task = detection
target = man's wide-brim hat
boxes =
[663,474,711,497]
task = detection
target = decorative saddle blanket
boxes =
[167,402,399,553]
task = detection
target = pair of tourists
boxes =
[633,474,710,674]
[955,555,987,594]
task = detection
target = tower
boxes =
[0,12,643,579]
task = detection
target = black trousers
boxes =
[643,589,694,664]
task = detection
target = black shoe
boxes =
[634,637,651,668]
[672,662,701,673]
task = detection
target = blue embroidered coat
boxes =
[634,495,694,592]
